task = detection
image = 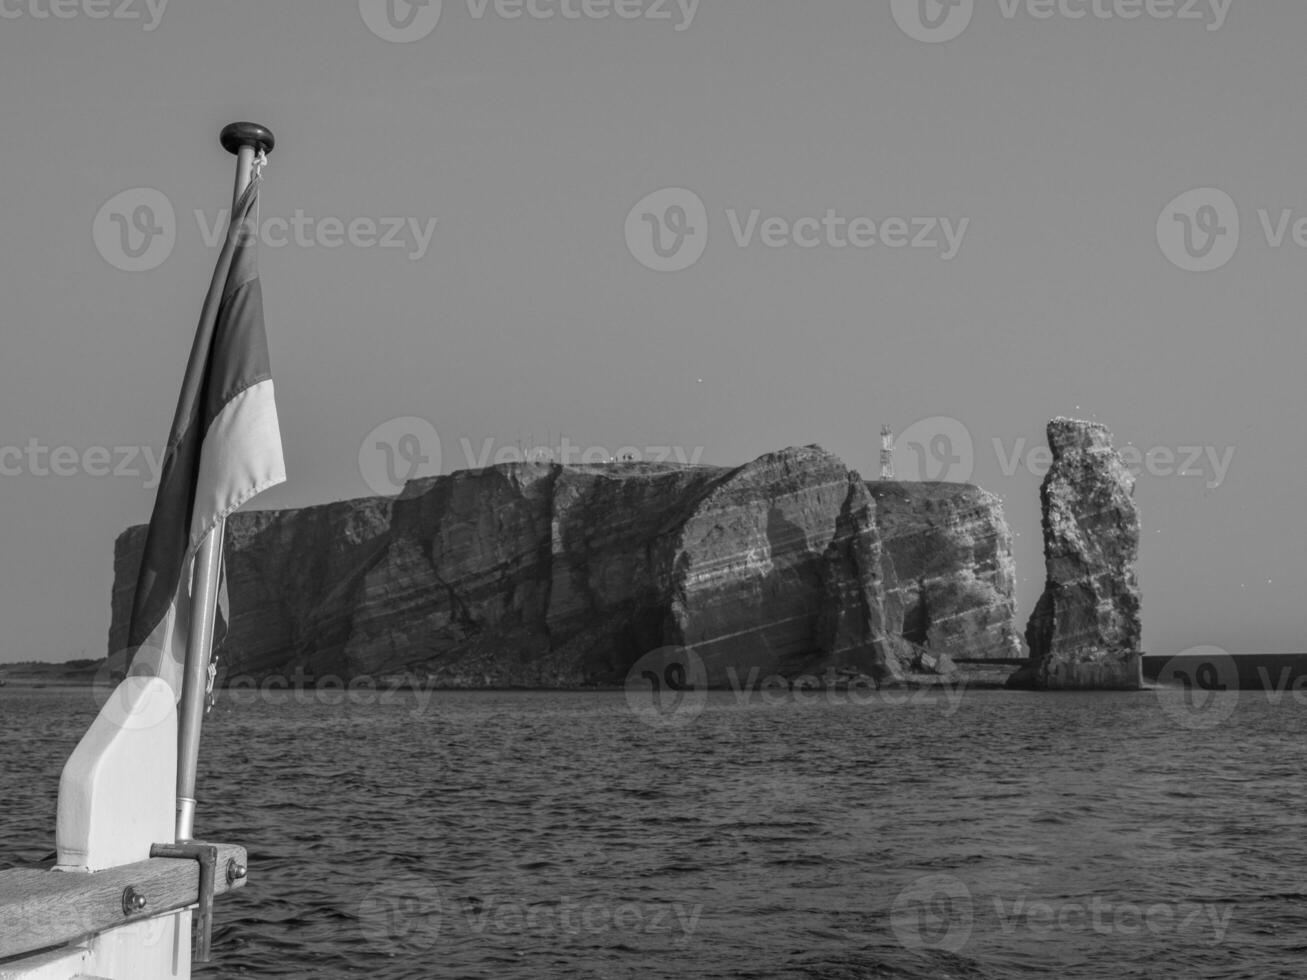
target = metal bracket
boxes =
[149,842,218,962]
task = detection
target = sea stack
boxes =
[1012,418,1142,690]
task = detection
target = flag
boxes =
[127,174,285,695]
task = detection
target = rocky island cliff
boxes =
[109,446,1021,688]
[1010,418,1143,690]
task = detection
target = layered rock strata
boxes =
[109,447,1024,688]
[1011,418,1142,690]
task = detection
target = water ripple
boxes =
[2,687,1305,978]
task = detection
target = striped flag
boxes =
[127,175,285,695]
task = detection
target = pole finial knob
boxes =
[220,122,275,157]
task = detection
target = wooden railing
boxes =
[0,842,246,963]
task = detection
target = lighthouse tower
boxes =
[880,425,894,480]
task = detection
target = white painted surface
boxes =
[56,676,177,872]
[2,676,190,978]
[0,913,192,980]
[80,912,191,980]
[0,945,87,980]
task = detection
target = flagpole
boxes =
[175,122,275,842]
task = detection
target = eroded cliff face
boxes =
[110,497,395,678]
[868,482,1023,665]
[108,446,1022,688]
[1015,418,1142,690]
[666,449,897,686]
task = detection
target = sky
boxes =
[0,0,1302,665]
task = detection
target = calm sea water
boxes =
[2,684,1306,979]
